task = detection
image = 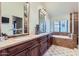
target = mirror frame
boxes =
[24,2,30,34]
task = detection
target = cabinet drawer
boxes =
[30,40,38,46]
[40,36,48,43]
[0,50,8,56]
[16,49,30,56]
[40,38,47,43]
[29,44,39,56]
[7,39,38,55]
[7,41,32,55]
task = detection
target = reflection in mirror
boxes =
[13,16,22,34]
[39,9,46,33]
[0,2,29,36]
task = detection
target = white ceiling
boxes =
[43,2,78,17]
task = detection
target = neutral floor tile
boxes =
[43,45,79,56]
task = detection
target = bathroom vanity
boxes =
[0,33,51,56]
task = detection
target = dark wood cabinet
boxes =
[29,45,39,56]
[28,39,40,56]
[7,42,29,55]
[16,49,30,56]
[39,35,48,55]
[47,35,52,48]
[0,34,50,56]
[0,49,9,56]
[40,42,47,55]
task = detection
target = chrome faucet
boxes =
[0,33,8,41]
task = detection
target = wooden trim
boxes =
[74,12,78,34]
[28,2,30,34]
[70,13,72,33]
[24,2,30,34]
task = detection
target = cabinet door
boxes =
[47,39,51,48]
[30,46,39,56]
[7,42,29,55]
[16,49,30,56]
[29,44,39,56]
[47,35,51,48]
[40,42,48,55]
[7,40,34,56]
[0,50,8,56]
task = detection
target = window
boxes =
[53,21,60,32]
[53,20,68,32]
[60,20,68,32]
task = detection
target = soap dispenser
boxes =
[35,24,40,34]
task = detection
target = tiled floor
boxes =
[43,45,79,56]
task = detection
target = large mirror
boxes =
[39,9,46,33]
[0,2,29,36]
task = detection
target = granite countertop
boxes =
[0,33,50,50]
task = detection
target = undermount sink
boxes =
[0,37,6,42]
